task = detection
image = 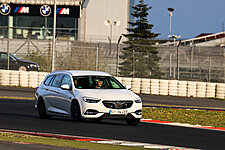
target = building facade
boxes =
[0,0,134,43]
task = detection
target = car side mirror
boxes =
[125,85,131,90]
[61,84,71,90]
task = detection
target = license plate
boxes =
[109,110,128,115]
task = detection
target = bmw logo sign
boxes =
[40,5,51,16]
[0,4,11,15]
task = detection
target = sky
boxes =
[142,0,225,39]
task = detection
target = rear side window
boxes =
[0,53,7,59]
[44,75,54,86]
[52,74,64,87]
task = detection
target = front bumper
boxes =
[80,100,142,119]
[27,66,40,71]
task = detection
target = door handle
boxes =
[56,91,60,94]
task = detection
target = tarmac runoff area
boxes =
[0,96,225,149]
[0,96,225,133]
[0,129,200,150]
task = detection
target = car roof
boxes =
[50,70,112,77]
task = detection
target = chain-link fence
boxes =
[0,37,118,75]
[158,46,225,82]
[1,36,225,82]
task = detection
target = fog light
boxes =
[135,110,142,115]
[84,109,99,115]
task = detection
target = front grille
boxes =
[102,100,133,109]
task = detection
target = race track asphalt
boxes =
[0,98,225,149]
[1,86,225,149]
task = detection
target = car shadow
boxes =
[48,116,133,126]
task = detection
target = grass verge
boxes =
[0,132,147,150]
[142,107,225,127]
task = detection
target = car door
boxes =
[40,75,55,110]
[9,54,18,70]
[57,74,73,114]
[0,53,18,70]
[46,74,71,115]
[0,53,8,69]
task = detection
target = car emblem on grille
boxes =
[114,101,123,109]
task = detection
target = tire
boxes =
[18,66,27,71]
[37,99,49,119]
[126,118,140,126]
[71,100,81,121]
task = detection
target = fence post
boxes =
[209,57,212,82]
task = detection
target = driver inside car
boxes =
[95,79,104,89]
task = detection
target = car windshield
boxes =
[73,76,125,89]
[10,53,21,60]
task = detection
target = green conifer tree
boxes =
[119,0,162,78]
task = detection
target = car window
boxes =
[51,74,64,87]
[44,75,54,86]
[10,53,20,60]
[0,53,7,59]
[109,79,121,89]
[73,76,125,89]
[49,75,56,86]
[61,75,72,87]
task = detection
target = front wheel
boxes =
[37,99,49,119]
[18,66,27,71]
[126,118,140,126]
[71,100,81,121]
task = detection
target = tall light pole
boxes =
[7,15,10,70]
[177,40,181,80]
[116,35,122,76]
[169,35,181,80]
[168,7,174,37]
[104,20,120,54]
[51,0,57,72]
[96,42,101,71]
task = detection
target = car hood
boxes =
[18,59,39,65]
[75,89,140,100]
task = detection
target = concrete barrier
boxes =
[177,81,187,97]
[168,80,178,96]
[216,83,225,99]
[10,71,19,86]
[206,83,216,98]
[141,78,151,94]
[187,81,197,97]
[0,70,225,100]
[0,70,10,86]
[28,71,38,88]
[131,78,141,93]
[159,80,169,96]
[20,71,29,87]
[196,82,207,98]
[122,77,132,87]
[150,79,160,95]
[38,72,48,86]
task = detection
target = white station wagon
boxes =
[35,70,142,125]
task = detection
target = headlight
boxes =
[30,64,37,67]
[83,97,101,103]
[134,98,142,103]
